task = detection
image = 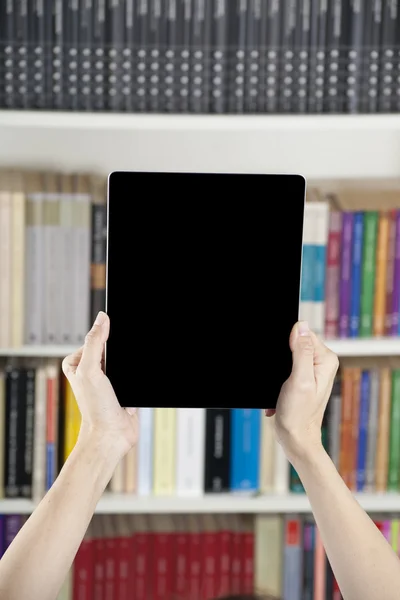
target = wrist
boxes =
[288,439,328,472]
[75,426,125,469]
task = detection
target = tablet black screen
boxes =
[106,172,305,408]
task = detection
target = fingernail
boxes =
[94,311,106,326]
[298,321,310,336]
[126,407,136,416]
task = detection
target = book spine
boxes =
[364,0,382,113]
[339,212,354,338]
[2,0,15,108]
[349,212,364,338]
[135,0,149,112]
[32,0,46,109]
[0,184,12,348]
[122,0,134,111]
[365,369,379,491]
[345,0,365,113]
[374,211,390,336]
[280,0,297,113]
[191,0,205,112]
[294,0,311,114]
[52,0,64,109]
[244,0,261,113]
[303,522,314,600]
[137,407,153,496]
[283,518,302,600]
[25,193,44,345]
[148,0,163,113]
[360,211,378,337]
[204,408,231,492]
[228,0,247,113]
[165,0,178,112]
[313,204,329,335]
[211,0,227,113]
[90,197,107,323]
[266,0,281,113]
[177,0,192,112]
[339,368,353,487]
[32,365,46,502]
[350,369,361,491]
[325,211,342,338]
[64,0,79,110]
[385,209,396,335]
[379,0,397,113]
[93,0,106,110]
[393,211,400,335]
[106,0,124,111]
[325,0,344,113]
[230,409,260,491]
[73,194,91,345]
[59,189,74,344]
[328,378,342,470]
[5,365,20,498]
[15,0,29,109]
[356,370,370,491]
[153,408,176,495]
[10,181,26,349]
[22,367,35,498]
[376,367,391,492]
[79,0,93,110]
[299,204,315,327]
[388,369,400,490]
[176,408,206,496]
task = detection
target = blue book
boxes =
[357,370,371,492]
[300,204,315,325]
[46,443,56,491]
[349,212,364,337]
[230,409,261,491]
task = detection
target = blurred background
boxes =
[1,1,400,599]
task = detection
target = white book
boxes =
[299,202,315,328]
[10,179,26,348]
[43,191,62,344]
[32,364,47,503]
[25,193,44,345]
[0,185,11,348]
[176,408,205,496]
[273,435,289,495]
[137,407,154,496]
[59,189,75,344]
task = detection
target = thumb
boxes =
[80,312,109,372]
[289,321,315,384]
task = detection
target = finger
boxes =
[80,312,110,372]
[265,409,276,417]
[290,321,315,383]
[62,346,84,377]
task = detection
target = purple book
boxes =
[0,516,4,558]
[391,211,400,335]
[4,515,21,550]
[339,212,354,338]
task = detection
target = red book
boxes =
[93,524,105,600]
[103,517,117,600]
[230,518,242,595]
[152,517,175,600]
[134,518,152,600]
[73,534,94,600]
[200,516,218,600]
[241,518,254,594]
[325,211,342,339]
[114,516,134,600]
[174,520,189,600]
[216,519,232,598]
[187,517,202,600]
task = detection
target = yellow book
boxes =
[153,408,176,495]
[391,519,399,554]
[63,379,81,462]
[373,211,390,336]
[254,515,283,598]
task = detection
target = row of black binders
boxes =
[0,0,399,114]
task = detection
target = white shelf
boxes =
[1,112,400,178]
[1,493,400,515]
[0,338,399,358]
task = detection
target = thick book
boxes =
[64,0,79,110]
[308,0,328,113]
[345,0,365,114]
[204,408,231,492]
[379,0,397,113]
[106,0,124,111]
[227,0,247,114]
[363,0,383,113]
[211,0,228,113]
[294,0,311,114]
[280,0,297,113]
[245,0,261,113]
[78,0,93,111]
[92,0,106,111]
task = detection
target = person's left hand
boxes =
[62,311,138,459]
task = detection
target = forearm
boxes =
[293,445,400,600]
[0,431,119,600]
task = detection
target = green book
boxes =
[388,370,400,491]
[360,211,378,337]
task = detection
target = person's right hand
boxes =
[266,320,339,464]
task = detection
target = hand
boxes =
[266,321,339,463]
[62,311,138,459]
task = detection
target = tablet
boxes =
[105,171,305,409]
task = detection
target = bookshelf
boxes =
[0,338,399,358]
[1,493,400,516]
[1,112,400,179]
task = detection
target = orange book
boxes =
[350,368,361,491]
[339,368,354,488]
[374,211,390,336]
[376,368,392,492]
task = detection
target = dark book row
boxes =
[0,0,399,114]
